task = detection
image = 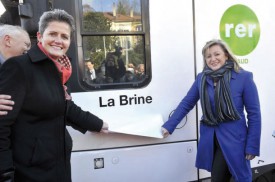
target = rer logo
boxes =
[220,4,260,56]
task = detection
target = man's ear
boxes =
[3,35,12,47]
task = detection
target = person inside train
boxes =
[85,60,97,83]
[104,49,126,83]
[135,63,145,80]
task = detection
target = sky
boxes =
[83,0,116,12]
[82,0,140,13]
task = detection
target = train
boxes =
[1,0,275,181]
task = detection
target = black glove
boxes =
[0,169,14,182]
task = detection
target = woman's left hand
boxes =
[246,154,255,160]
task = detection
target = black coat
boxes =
[0,45,103,182]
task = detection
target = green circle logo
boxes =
[220,4,260,56]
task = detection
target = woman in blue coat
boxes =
[162,39,261,182]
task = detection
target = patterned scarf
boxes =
[200,61,240,125]
[37,42,72,100]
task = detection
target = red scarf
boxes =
[38,42,72,100]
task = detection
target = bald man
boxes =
[0,24,31,115]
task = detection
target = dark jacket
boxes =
[0,45,103,182]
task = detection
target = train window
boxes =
[79,0,151,90]
[82,0,142,32]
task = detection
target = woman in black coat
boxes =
[0,9,108,182]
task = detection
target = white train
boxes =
[1,0,274,181]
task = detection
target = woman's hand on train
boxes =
[161,127,170,138]
[245,154,255,160]
[100,121,109,134]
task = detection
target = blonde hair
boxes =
[202,39,241,72]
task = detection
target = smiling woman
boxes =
[0,9,108,182]
[161,39,261,182]
[37,21,71,61]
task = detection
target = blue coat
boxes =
[162,69,261,182]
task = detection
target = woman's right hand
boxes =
[100,121,109,134]
[161,127,170,138]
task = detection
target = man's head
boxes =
[0,24,31,61]
[106,53,116,67]
[86,60,95,70]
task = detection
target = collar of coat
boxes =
[27,44,50,63]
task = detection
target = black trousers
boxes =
[211,134,232,182]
